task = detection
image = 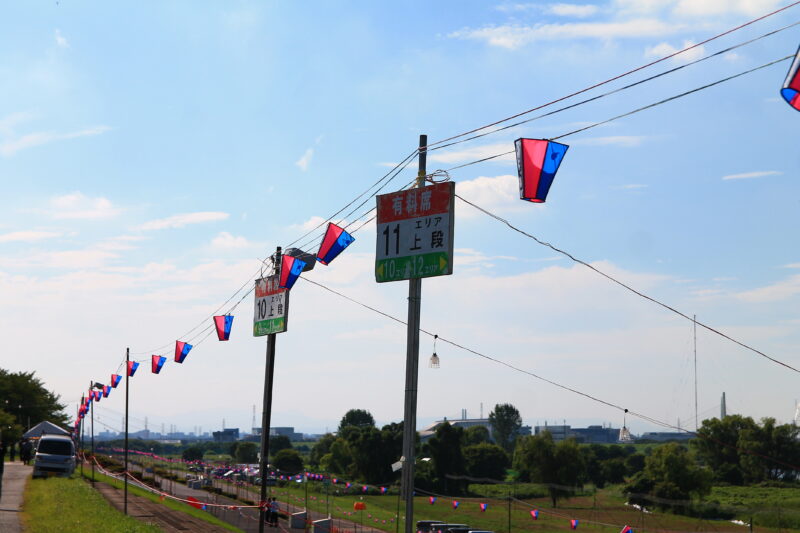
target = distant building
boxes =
[251,427,304,441]
[638,432,692,442]
[212,428,240,442]
[535,424,627,444]
[420,416,531,442]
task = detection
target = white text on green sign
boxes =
[253,275,289,336]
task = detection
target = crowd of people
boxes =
[2,439,35,465]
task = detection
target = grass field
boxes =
[22,475,162,533]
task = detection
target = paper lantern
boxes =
[213,315,234,341]
[102,385,111,398]
[346,482,352,489]
[353,502,366,511]
[127,360,139,377]
[781,45,800,111]
[111,374,122,388]
[152,355,166,374]
[317,223,355,265]
[175,341,193,363]
[479,503,488,512]
[515,138,569,203]
[531,510,539,520]
[621,526,633,533]
[332,478,338,484]
[362,485,368,493]
[452,500,459,509]
[571,519,579,530]
[429,496,436,505]
[380,486,388,494]
[94,390,102,403]
[279,254,306,290]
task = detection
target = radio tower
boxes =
[252,404,257,432]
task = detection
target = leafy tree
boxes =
[624,443,712,513]
[182,445,204,461]
[338,409,375,432]
[738,417,800,483]
[309,433,336,467]
[424,423,466,493]
[488,404,522,453]
[463,443,508,481]
[625,453,646,476]
[692,415,756,484]
[514,432,586,506]
[0,369,68,436]
[269,435,292,455]
[464,425,491,446]
[273,448,304,473]
[236,441,259,463]
[320,438,352,475]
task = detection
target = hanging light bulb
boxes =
[618,408,633,442]
[429,334,440,368]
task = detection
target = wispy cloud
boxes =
[576,135,646,147]
[615,183,648,190]
[645,40,705,62]
[783,263,800,269]
[211,231,252,249]
[54,29,69,48]
[429,142,514,165]
[0,230,62,243]
[0,126,110,157]
[296,148,314,171]
[49,192,122,220]
[449,19,678,49]
[722,170,782,181]
[138,212,229,231]
[497,3,600,17]
[737,274,800,303]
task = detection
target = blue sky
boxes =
[1,1,798,437]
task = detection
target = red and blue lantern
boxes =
[429,496,436,505]
[362,485,368,493]
[152,355,167,374]
[515,138,569,203]
[452,500,459,509]
[317,223,355,265]
[111,374,122,388]
[781,45,800,111]
[620,526,633,533]
[214,315,234,341]
[531,510,539,520]
[571,519,579,530]
[127,360,139,377]
[479,503,488,512]
[175,341,193,363]
[279,254,306,290]
[380,486,387,494]
[102,385,111,398]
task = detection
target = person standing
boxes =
[269,497,279,527]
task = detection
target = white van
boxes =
[32,435,76,478]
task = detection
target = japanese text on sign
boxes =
[253,275,289,336]
[375,182,455,283]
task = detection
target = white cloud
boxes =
[296,148,313,171]
[673,0,780,17]
[722,170,782,181]
[0,249,119,270]
[290,215,328,233]
[211,232,251,249]
[783,263,800,269]
[0,231,62,243]
[645,40,705,63]
[546,3,600,17]
[95,235,146,251]
[49,192,122,219]
[429,142,515,165]
[0,126,110,157]
[54,29,69,48]
[615,183,648,190]
[455,174,527,218]
[138,212,229,231]
[737,274,800,303]
[449,19,678,49]
[0,112,33,136]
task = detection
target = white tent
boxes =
[23,421,70,439]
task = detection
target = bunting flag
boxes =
[429,496,436,505]
[346,482,352,489]
[531,510,539,520]
[621,526,633,533]
[479,503,488,512]
[380,486,387,494]
[111,374,122,388]
[317,223,355,265]
[175,341,193,363]
[95,390,102,403]
[102,385,111,398]
[781,44,800,111]
[362,485,368,493]
[571,519,579,530]
[332,478,338,484]
[452,500,459,509]
[279,254,306,290]
[514,138,569,203]
[127,360,140,377]
[152,355,167,374]
[214,315,234,341]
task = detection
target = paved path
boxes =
[0,461,32,533]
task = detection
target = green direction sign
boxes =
[253,275,289,336]
[375,182,455,283]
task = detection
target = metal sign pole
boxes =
[401,134,427,533]
[258,246,282,533]
[124,347,129,515]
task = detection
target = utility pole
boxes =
[258,246,282,533]
[693,314,698,431]
[90,381,95,483]
[124,347,129,515]
[79,394,84,478]
[401,134,427,533]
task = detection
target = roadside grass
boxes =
[711,485,800,529]
[22,475,162,533]
[81,469,244,533]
